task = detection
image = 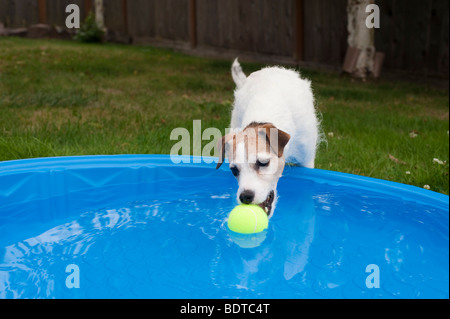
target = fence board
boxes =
[376,0,449,76]
[0,0,447,77]
[303,0,347,66]
[0,0,39,27]
[126,0,153,38]
[196,0,294,56]
[126,0,189,42]
[103,0,127,33]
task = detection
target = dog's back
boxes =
[230,59,319,167]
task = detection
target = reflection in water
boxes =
[0,207,134,298]
[0,178,448,298]
[210,186,316,296]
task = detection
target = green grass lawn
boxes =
[0,37,448,194]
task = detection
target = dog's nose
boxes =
[239,190,255,204]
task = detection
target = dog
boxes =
[216,59,319,218]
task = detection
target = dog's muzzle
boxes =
[258,190,275,216]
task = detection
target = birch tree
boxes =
[95,0,106,32]
[346,0,376,79]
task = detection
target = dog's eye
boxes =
[256,159,270,167]
[230,166,240,177]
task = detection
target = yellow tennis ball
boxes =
[227,204,268,234]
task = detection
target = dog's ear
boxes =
[259,123,291,157]
[216,136,226,169]
[216,133,236,169]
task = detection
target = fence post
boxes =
[189,0,197,48]
[122,0,128,33]
[38,0,47,24]
[84,0,92,15]
[294,0,304,61]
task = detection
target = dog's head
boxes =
[216,122,290,217]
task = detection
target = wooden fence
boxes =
[0,0,448,77]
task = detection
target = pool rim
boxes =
[0,154,448,210]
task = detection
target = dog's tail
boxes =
[231,58,246,89]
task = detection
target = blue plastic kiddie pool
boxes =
[0,155,448,298]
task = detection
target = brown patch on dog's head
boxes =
[216,136,226,169]
[247,122,290,158]
[216,134,236,169]
[215,123,290,169]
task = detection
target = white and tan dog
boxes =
[216,59,319,218]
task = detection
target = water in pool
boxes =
[0,175,448,298]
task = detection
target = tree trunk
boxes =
[347,0,375,79]
[94,0,106,32]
